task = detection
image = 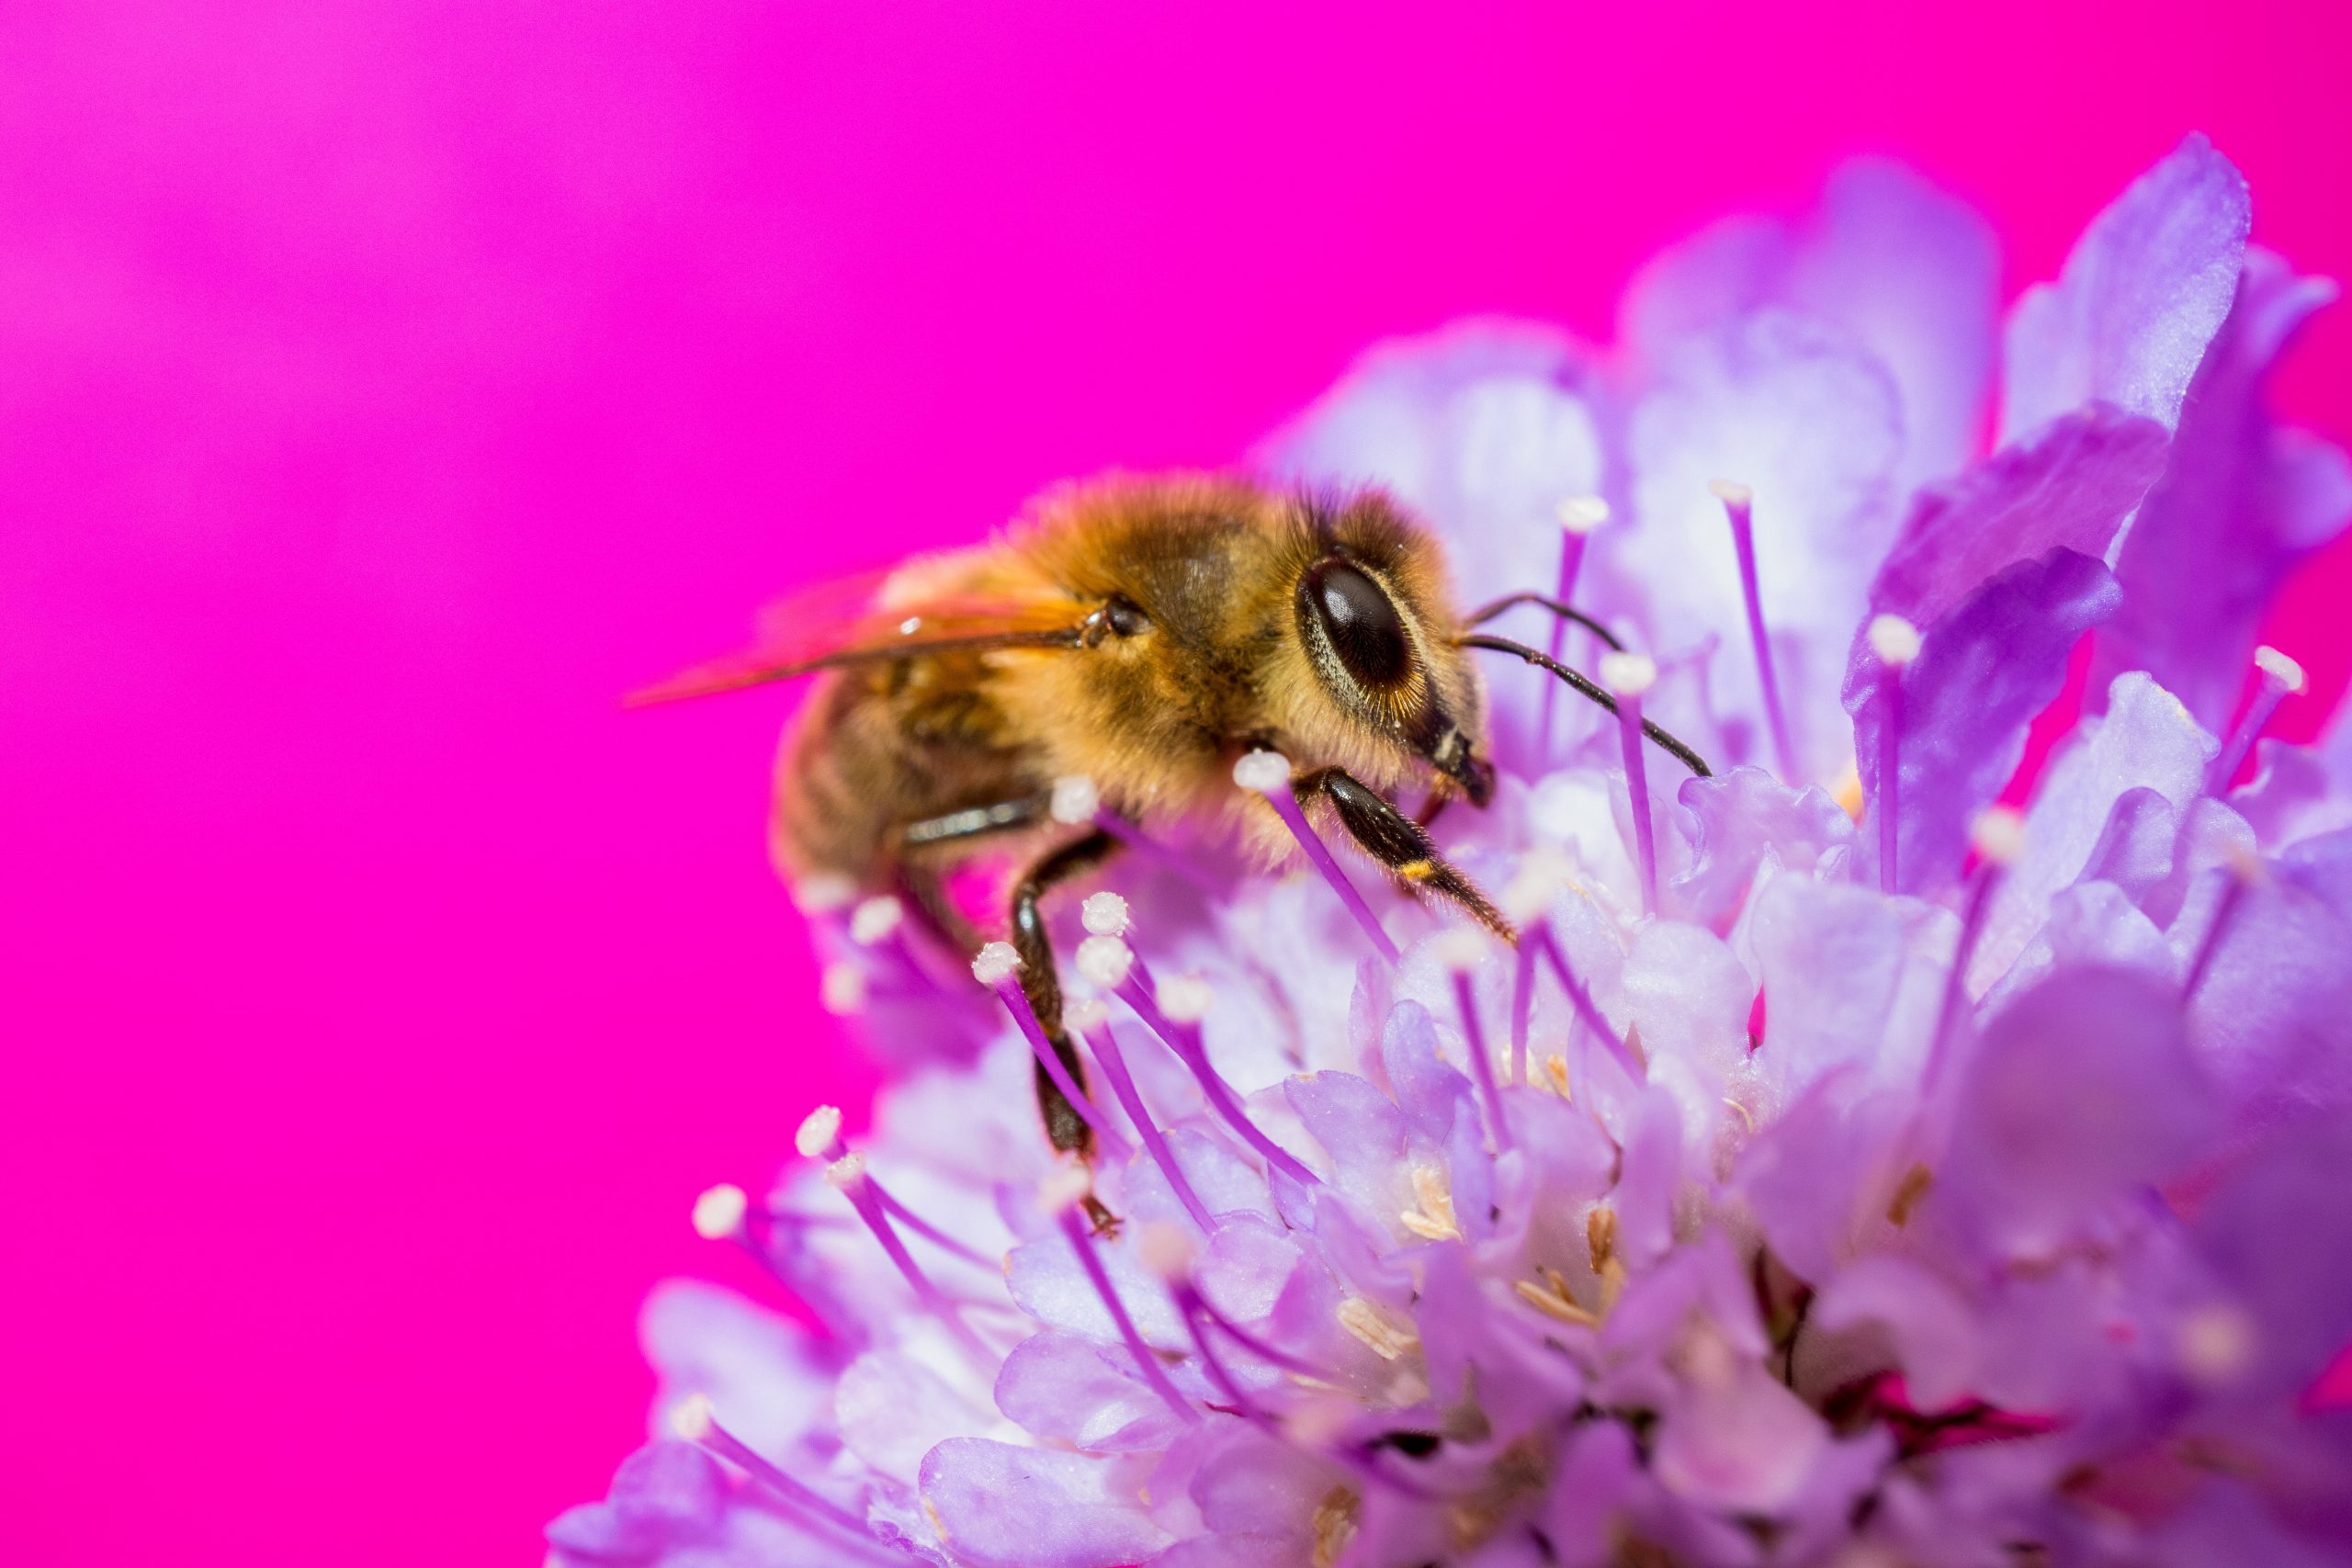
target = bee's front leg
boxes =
[1010,828,1124,1160]
[1293,767,1513,942]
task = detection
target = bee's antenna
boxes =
[1454,632,1713,778]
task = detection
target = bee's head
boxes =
[1284,491,1492,806]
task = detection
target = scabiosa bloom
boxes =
[551,137,2352,1568]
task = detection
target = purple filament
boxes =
[1451,969,1514,1152]
[1115,964,1319,1189]
[695,1416,912,1561]
[1721,490,1796,780]
[1080,1017,1217,1232]
[1536,528,1592,761]
[1528,922,1634,1078]
[1056,1205,1199,1422]
[2209,677,2292,795]
[837,1178,989,1359]
[2184,873,2251,999]
[1921,863,2002,1096]
[1264,786,1399,963]
[1613,687,1660,916]
[1877,664,1904,896]
[989,977,1136,1164]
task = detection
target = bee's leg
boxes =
[1293,767,1513,942]
[1011,829,1124,1161]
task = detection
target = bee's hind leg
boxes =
[1010,829,1125,1168]
[1293,767,1514,942]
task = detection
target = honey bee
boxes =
[637,476,1707,1157]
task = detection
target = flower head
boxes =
[554,139,2352,1568]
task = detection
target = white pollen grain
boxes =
[1969,807,2028,866]
[669,1393,717,1442]
[819,962,867,1016]
[2255,645,2308,693]
[1557,494,1611,534]
[1707,478,1754,507]
[1232,750,1293,793]
[1050,774,1102,824]
[1429,926,1488,973]
[1155,975,1214,1023]
[1075,934,1136,988]
[1598,651,1657,697]
[691,1183,749,1241]
[848,895,904,946]
[794,1105,844,1160]
[1080,890,1132,937]
[1867,614,1923,667]
[971,942,1023,986]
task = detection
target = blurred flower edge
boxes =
[548,136,2352,1568]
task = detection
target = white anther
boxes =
[1429,926,1489,974]
[1598,650,1657,698]
[1867,614,1923,668]
[1969,807,2028,867]
[1707,479,1754,507]
[1035,1164,1093,1216]
[1499,845,1574,925]
[1232,750,1293,794]
[793,873,859,915]
[849,895,904,946]
[1050,775,1102,825]
[2255,645,2307,694]
[669,1392,717,1442]
[1134,1222,1197,1281]
[1076,934,1136,988]
[971,941,1023,987]
[1065,997,1109,1032]
[794,1105,844,1161]
[2177,1303,2257,1385]
[1080,890,1131,937]
[1155,975,1215,1023]
[1557,494,1611,534]
[819,962,867,1016]
[691,1183,749,1241]
[822,1153,868,1191]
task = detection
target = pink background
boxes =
[6,3,2349,1562]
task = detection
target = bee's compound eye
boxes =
[1301,558,1411,689]
[1103,595,1151,637]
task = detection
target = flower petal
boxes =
[2000,133,2250,440]
[920,1438,1172,1568]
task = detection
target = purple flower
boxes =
[557,140,2352,1568]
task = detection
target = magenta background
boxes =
[6,3,2350,1562]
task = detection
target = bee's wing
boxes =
[626,564,1088,707]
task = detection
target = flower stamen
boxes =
[975,943,1136,1164]
[1236,750,1400,962]
[1436,928,1514,1152]
[1867,614,1922,896]
[1070,998,1217,1232]
[2208,646,2306,795]
[828,1154,990,1357]
[672,1394,907,1562]
[1048,1195,1199,1422]
[1600,652,1662,916]
[1537,495,1611,760]
[1713,479,1796,780]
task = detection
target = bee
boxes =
[636,476,1707,1158]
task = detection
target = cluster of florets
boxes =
[551,137,2352,1568]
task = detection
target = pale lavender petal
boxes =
[995,1332,1189,1453]
[2184,831,2352,1134]
[2234,742,2352,852]
[1850,547,2121,893]
[920,1439,1171,1568]
[2095,248,2352,728]
[1973,672,2215,992]
[1614,310,1904,780]
[639,1281,837,1460]
[1005,1232,1185,1348]
[1745,875,1937,1100]
[1670,765,1855,930]
[1939,965,2217,1260]
[838,1347,1002,1481]
[2191,1111,2352,1394]
[2001,133,2250,440]
[1811,1254,1982,1412]
[1652,1356,1831,1513]
[1624,158,2000,491]
[1867,403,2165,633]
